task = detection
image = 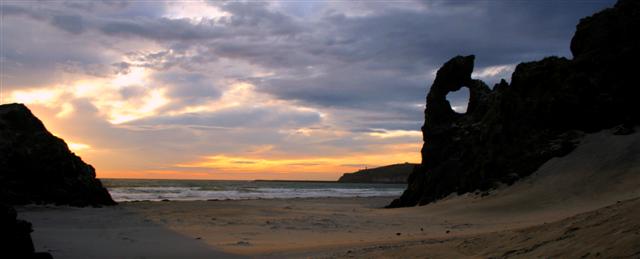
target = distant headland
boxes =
[338,163,417,184]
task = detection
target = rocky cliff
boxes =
[0,103,115,206]
[338,163,417,184]
[389,0,639,207]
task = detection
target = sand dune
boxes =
[325,197,640,258]
[409,127,640,223]
[17,128,640,258]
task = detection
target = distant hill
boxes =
[338,163,417,184]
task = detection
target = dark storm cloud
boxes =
[217,1,304,35]
[99,18,223,41]
[249,0,613,114]
[0,15,113,88]
[155,71,222,108]
[51,15,85,34]
[263,67,426,109]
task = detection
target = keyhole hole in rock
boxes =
[446,87,469,114]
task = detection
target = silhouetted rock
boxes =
[0,103,115,206]
[338,163,417,183]
[389,0,639,207]
[1,203,53,259]
[0,203,34,257]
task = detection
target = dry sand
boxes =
[17,128,640,258]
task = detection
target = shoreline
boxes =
[112,195,401,203]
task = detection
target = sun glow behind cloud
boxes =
[163,0,231,22]
[112,67,149,88]
[368,129,422,139]
[107,89,170,124]
[68,142,91,153]
[11,89,64,106]
[10,66,171,125]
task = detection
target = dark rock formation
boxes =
[389,0,639,207]
[0,103,115,206]
[1,203,53,259]
[338,163,417,184]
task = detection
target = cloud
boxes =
[217,1,304,35]
[51,15,85,34]
[99,17,223,41]
[0,16,116,89]
[125,105,321,130]
[154,71,221,108]
[1,0,617,179]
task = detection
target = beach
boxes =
[17,196,640,258]
[17,128,640,258]
[3,1,639,258]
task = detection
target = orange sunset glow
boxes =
[5,75,421,180]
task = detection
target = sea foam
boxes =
[102,179,405,202]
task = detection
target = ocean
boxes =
[101,179,406,202]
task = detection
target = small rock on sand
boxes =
[235,241,251,246]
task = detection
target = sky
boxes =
[0,0,614,180]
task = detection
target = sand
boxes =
[17,128,640,258]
